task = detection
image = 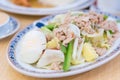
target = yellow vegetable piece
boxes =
[71,59,84,65]
[47,37,59,49]
[100,43,110,49]
[82,43,98,62]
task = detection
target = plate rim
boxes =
[0,0,95,15]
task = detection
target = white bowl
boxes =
[0,12,11,36]
[0,13,20,39]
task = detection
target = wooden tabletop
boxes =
[0,10,120,80]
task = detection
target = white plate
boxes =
[7,11,120,78]
[0,0,95,15]
[0,17,19,39]
[90,4,120,16]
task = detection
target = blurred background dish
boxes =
[0,0,95,15]
[97,0,120,14]
[38,0,74,6]
[11,0,74,7]
[0,12,20,39]
[11,0,54,8]
[0,12,9,26]
[90,0,120,16]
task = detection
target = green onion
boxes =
[60,44,67,55]
[63,40,74,71]
[84,36,89,42]
[44,23,56,31]
[104,15,108,20]
[116,20,120,23]
[109,30,114,34]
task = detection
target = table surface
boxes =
[0,10,120,80]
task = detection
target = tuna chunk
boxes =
[100,21,119,32]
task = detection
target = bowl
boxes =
[0,12,12,36]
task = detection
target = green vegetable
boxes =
[79,14,83,16]
[41,27,53,35]
[63,40,74,71]
[40,27,54,38]
[84,36,89,42]
[104,30,107,35]
[104,15,108,20]
[44,23,56,31]
[116,20,120,23]
[60,44,67,54]
[109,30,113,34]
[41,27,51,32]
[71,12,83,16]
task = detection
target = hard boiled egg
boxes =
[19,30,46,64]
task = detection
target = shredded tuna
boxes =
[53,11,119,54]
[74,16,95,34]
[94,47,107,56]
[94,32,120,56]
[53,24,75,46]
[53,11,109,45]
[87,11,104,24]
[61,11,105,34]
[50,62,62,70]
[100,21,119,32]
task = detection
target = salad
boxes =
[19,11,120,71]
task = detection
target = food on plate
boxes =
[12,0,30,7]
[46,37,60,49]
[11,0,53,8]
[82,42,98,62]
[19,30,46,64]
[11,0,74,7]
[38,0,74,6]
[63,40,74,71]
[37,49,64,70]
[18,11,120,71]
